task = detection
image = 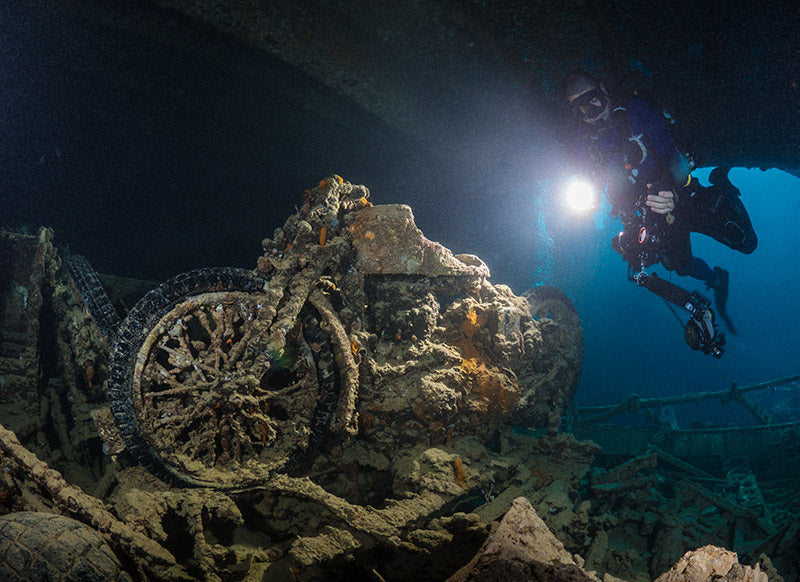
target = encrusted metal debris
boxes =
[1,177,793,581]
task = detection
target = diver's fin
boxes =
[718,306,737,336]
[708,267,737,335]
[709,166,733,189]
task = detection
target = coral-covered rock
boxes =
[350,204,490,278]
[654,545,769,582]
[447,496,599,582]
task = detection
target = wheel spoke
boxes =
[130,290,331,480]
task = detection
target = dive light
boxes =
[564,178,596,214]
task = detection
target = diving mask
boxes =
[570,88,608,123]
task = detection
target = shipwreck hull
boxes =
[577,421,800,476]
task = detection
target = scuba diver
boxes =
[562,70,758,357]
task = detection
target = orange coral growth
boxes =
[359,412,375,433]
[461,357,519,419]
[319,226,327,246]
[364,231,375,240]
[317,175,344,190]
[350,339,359,355]
[410,400,426,419]
[464,307,481,327]
[84,359,95,388]
[458,305,519,420]
[459,306,486,359]
[445,426,455,448]
[360,196,372,207]
[453,456,468,490]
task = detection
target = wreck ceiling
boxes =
[3,1,799,282]
[54,0,800,171]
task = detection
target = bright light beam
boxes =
[564,179,596,214]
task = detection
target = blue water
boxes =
[531,167,800,424]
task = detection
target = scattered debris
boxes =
[0,178,798,580]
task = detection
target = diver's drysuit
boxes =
[572,94,757,280]
[569,92,757,356]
